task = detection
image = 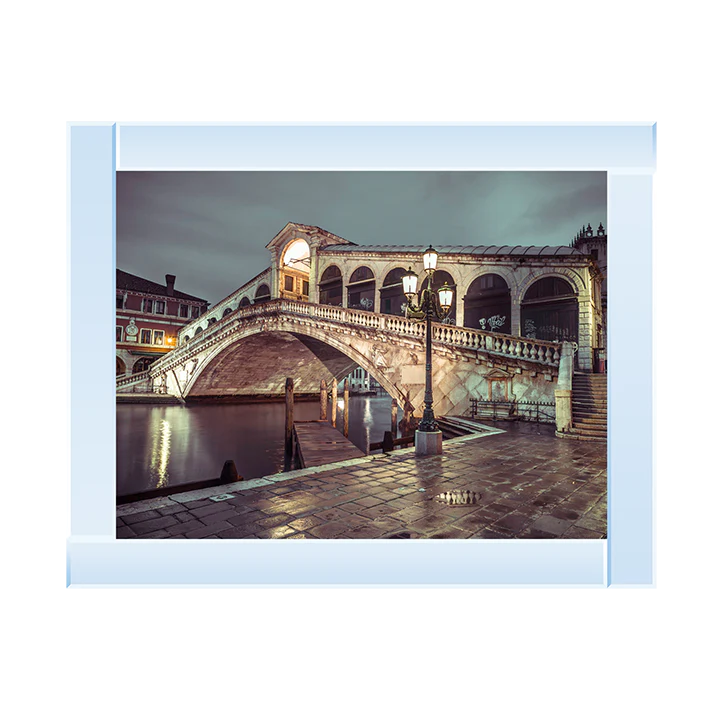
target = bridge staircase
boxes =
[560,373,607,442]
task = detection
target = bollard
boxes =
[343,378,349,437]
[320,379,328,421]
[220,460,240,484]
[285,377,294,456]
[391,397,398,439]
[331,378,338,427]
[382,431,394,453]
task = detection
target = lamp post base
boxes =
[415,430,443,456]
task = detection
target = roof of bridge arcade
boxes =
[321,243,585,257]
[116,269,208,303]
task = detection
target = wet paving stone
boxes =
[119,421,607,540]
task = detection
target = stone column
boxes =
[554,341,574,433]
[511,294,522,337]
[576,293,593,371]
[455,294,465,327]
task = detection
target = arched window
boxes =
[319,265,343,307]
[194,326,203,336]
[380,268,408,317]
[254,284,271,304]
[222,307,233,317]
[464,274,511,332]
[132,357,154,374]
[207,317,217,326]
[240,297,251,307]
[421,270,457,324]
[183,335,190,344]
[347,266,375,311]
[521,276,577,342]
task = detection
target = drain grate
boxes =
[435,490,481,506]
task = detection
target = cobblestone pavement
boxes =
[116,423,607,540]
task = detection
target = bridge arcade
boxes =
[177,222,603,372]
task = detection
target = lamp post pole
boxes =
[418,279,438,433]
[402,247,453,455]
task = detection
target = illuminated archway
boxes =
[281,238,310,301]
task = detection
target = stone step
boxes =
[556,430,607,442]
[573,421,608,432]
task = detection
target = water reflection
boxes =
[117,395,397,496]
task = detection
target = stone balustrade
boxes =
[166,299,561,373]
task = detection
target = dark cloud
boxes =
[116,171,606,303]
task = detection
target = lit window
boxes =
[285,276,295,292]
[302,280,309,296]
[153,331,164,345]
[140,329,152,344]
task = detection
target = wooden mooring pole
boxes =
[391,397,398,439]
[343,378,349,437]
[320,379,328,421]
[285,377,294,456]
[331,378,338,428]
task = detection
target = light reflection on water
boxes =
[116,395,400,497]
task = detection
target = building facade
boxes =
[176,222,606,372]
[116,270,209,378]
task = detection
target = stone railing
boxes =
[116,370,151,388]
[155,299,561,373]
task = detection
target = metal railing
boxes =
[470,398,555,423]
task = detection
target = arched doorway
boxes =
[254,284,271,304]
[521,276,578,341]
[347,266,375,311]
[132,357,155,374]
[318,265,343,306]
[240,297,251,307]
[281,238,310,301]
[380,268,408,316]
[421,270,456,324]
[464,274,511,332]
[116,357,126,377]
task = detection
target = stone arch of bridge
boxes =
[514,268,587,305]
[179,319,410,408]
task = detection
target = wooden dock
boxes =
[293,421,366,469]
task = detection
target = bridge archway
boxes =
[181,323,405,407]
[254,284,271,304]
[318,265,343,307]
[521,276,578,342]
[116,357,126,377]
[281,238,310,301]
[347,266,375,311]
[464,273,511,332]
[380,267,408,316]
[421,269,457,324]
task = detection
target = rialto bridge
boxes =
[118,222,603,422]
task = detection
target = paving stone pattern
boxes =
[116,425,607,540]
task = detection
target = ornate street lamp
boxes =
[403,245,454,455]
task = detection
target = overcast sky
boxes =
[116,171,606,304]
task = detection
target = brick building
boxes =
[116,270,209,378]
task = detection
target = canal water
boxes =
[116,395,398,496]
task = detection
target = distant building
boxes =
[570,222,607,365]
[116,270,208,378]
